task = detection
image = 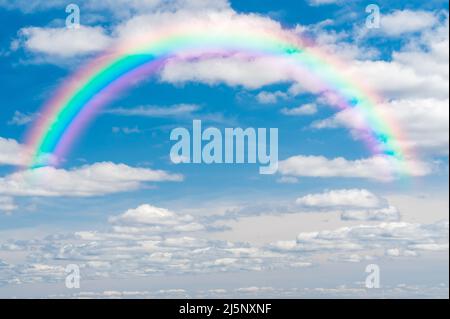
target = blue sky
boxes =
[0,0,448,298]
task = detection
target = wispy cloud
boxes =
[0,196,17,214]
[106,104,201,118]
[112,126,142,134]
[281,103,318,116]
[7,111,39,126]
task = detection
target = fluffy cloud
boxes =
[278,155,432,182]
[296,189,385,208]
[379,10,438,37]
[0,137,29,166]
[295,189,400,222]
[0,162,182,197]
[112,11,328,92]
[352,16,449,100]
[17,26,112,58]
[160,54,304,90]
[109,204,205,233]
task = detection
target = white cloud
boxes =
[256,91,288,104]
[18,26,112,58]
[0,137,29,166]
[0,162,183,197]
[281,103,318,116]
[393,18,449,81]
[344,60,448,101]
[278,155,432,182]
[295,189,400,222]
[109,204,205,233]
[351,16,449,100]
[112,11,326,91]
[380,10,438,37]
[296,189,385,209]
[160,54,302,89]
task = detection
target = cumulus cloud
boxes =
[278,155,432,182]
[342,60,448,101]
[281,103,317,116]
[17,26,112,58]
[0,162,182,197]
[113,11,327,91]
[109,204,205,233]
[295,189,400,222]
[0,137,30,166]
[353,16,449,100]
[160,54,306,90]
[379,10,439,37]
[296,189,385,209]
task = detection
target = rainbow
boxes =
[25,22,409,176]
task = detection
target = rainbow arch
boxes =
[25,23,408,175]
